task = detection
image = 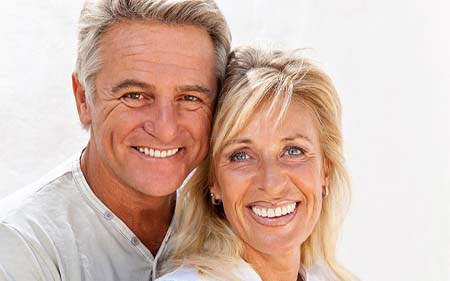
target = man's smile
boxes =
[133,146,181,158]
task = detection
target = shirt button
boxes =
[131,236,140,246]
[103,211,113,220]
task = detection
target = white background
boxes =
[0,1,449,280]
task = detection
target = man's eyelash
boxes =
[124,92,144,99]
[184,95,200,101]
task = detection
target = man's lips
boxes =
[133,146,182,158]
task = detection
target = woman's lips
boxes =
[250,202,297,218]
[247,202,300,226]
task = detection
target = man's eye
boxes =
[230,151,250,162]
[182,95,201,102]
[124,93,144,100]
[121,92,149,108]
[284,146,304,157]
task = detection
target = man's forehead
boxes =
[93,20,218,98]
[97,21,217,77]
[100,20,214,54]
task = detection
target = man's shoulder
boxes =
[0,155,79,223]
[0,155,82,281]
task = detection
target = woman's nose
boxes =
[257,159,288,196]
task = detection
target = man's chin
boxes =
[127,177,184,198]
[119,153,193,197]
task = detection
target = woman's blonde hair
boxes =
[163,46,356,281]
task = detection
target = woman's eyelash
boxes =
[226,146,306,163]
[229,151,250,162]
[284,146,306,156]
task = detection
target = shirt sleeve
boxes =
[0,223,61,281]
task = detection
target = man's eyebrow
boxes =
[177,85,212,96]
[111,79,155,93]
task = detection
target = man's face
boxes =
[81,21,217,197]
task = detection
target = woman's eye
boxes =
[230,151,250,162]
[284,146,303,157]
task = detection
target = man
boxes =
[0,0,230,280]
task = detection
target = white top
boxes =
[0,153,173,281]
[156,258,335,281]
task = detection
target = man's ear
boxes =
[72,72,92,126]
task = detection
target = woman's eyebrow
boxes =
[223,138,252,148]
[282,133,313,144]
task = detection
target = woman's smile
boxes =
[248,201,300,226]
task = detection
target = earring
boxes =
[322,185,329,198]
[210,192,222,205]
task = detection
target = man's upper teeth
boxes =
[137,147,179,158]
[251,203,297,218]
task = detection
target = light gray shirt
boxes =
[0,153,173,281]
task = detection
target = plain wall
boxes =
[1,1,448,280]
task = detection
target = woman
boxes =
[157,47,357,281]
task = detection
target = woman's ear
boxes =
[210,182,222,200]
[321,158,331,187]
[72,72,92,126]
[209,182,223,206]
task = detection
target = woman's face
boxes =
[212,102,327,256]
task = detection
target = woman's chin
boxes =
[240,205,309,256]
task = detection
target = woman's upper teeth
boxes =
[251,203,297,218]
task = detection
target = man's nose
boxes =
[143,100,178,143]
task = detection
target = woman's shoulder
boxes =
[156,259,262,281]
[156,266,204,281]
[306,263,340,281]
[157,261,340,281]
[155,266,203,281]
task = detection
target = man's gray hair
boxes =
[75,0,231,101]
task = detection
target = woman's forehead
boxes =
[222,101,319,145]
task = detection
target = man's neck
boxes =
[80,144,176,256]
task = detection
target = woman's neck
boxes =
[243,245,301,281]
